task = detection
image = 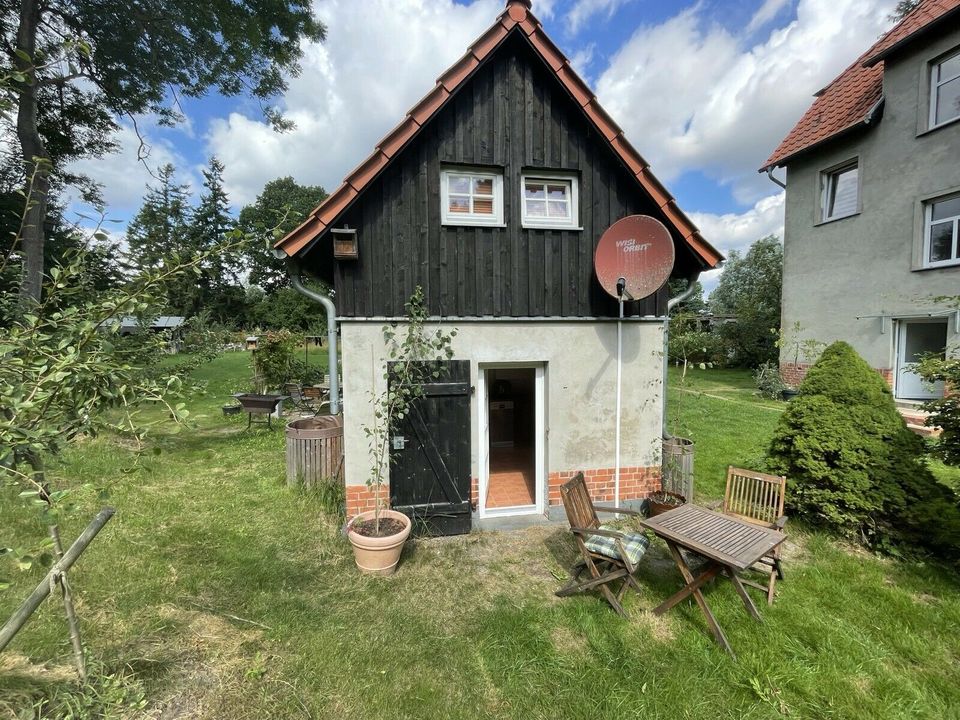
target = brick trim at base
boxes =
[346,465,661,520]
[548,467,660,506]
[345,484,388,518]
[781,362,892,387]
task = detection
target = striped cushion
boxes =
[584,524,650,565]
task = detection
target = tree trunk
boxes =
[15,0,50,307]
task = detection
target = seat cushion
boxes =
[584,525,650,566]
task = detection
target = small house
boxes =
[274,0,722,532]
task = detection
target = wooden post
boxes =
[0,507,115,654]
[50,525,87,679]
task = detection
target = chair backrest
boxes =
[560,473,600,531]
[723,466,786,527]
[284,383,304,401]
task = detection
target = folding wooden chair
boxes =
[555,473,649,617]
[722,466,788,605]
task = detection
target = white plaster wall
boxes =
[339,320,665,488]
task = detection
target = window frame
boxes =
[439,167,504,227]
[520,172,580,230]
[818,158,860,224]
[929,47,960,131]
[923,192,960,269]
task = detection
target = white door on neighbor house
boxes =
[896,320,948,400]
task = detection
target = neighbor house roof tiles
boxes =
[762,0,960,170]
[275,0,723,269]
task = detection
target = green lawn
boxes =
[2,359,960,719]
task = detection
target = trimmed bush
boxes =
[767,341,960,556]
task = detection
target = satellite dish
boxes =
[594,215,675,300]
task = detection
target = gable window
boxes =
[930,49,960,129]
[924,193,960,268]
[440,168,503,226]
[521,173,579,229]
[820,160,859,222]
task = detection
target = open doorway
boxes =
[478,366,544,516]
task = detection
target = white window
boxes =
[440,169,503,226]
[521,173,579,229]
[924,193,960,268]
[930,49,960,129]
[820,160,859,222]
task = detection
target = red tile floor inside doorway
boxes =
[486,444,535,508]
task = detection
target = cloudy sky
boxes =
[68,0,899,292]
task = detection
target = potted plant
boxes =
[346,287,456,575]
[648,489,686,516]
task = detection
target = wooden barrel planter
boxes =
[661,436,694,501]
[285,415,344,489]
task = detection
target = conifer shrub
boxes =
[767,341,960,556]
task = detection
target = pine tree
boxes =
[126,164,192,273]
[187,156,241,319]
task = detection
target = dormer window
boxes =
[930,48,960,129]
[440,168,503,226]
[819,160,859,222]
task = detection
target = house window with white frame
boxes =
[521,173,579,229]
[930,48,960,129]
[440,169,503,226]
[820,160,859,222]
[924,193,960,268]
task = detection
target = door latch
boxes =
[392,436,406,450]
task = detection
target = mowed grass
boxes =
[2,358,960,718]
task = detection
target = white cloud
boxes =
[569,42,596,78]
[65,122,197,220]
[746,0,791,34]
[566,0,633,35]
[595,0,896,204]
[689,191,785,294]
[532,0,558,19]
[207,0,500,207]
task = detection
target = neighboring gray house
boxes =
[761,0,960,403]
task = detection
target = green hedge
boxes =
[768,341,960,557]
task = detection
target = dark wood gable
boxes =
[302,33,699,318]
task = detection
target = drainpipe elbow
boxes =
[285,259,341,416]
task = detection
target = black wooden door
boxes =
[389,360,471,536]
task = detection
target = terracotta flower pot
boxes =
[346,509,412,576]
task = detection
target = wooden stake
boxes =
[49,525,86,680]
[0,507,115,655]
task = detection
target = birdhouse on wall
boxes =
[331,227,358,260]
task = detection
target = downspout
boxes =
[662,273,703,440]
[283,257,340,415]
[765,167,786,190]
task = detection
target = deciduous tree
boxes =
[2,0,325,306]
[710,235,783,367]
[238,176,327,293]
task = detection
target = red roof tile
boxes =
[864,0,960,66]
[277,0,722,269]
[762,0,960,169]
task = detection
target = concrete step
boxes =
[898,405,942,438]
[907,422,942,438]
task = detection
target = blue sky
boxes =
[68,0,900,292]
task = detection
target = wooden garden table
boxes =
[639,504,786,657]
